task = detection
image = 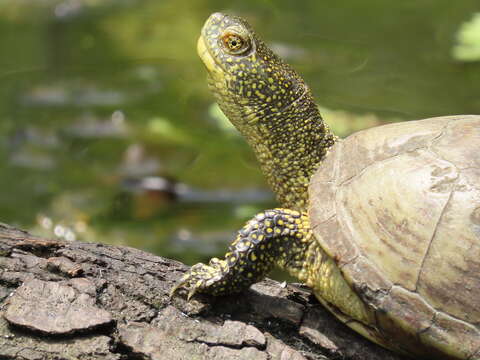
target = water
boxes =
[0,0,479,271]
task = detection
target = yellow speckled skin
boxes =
[172,13,480,360]
[196,13,336,211]
[171,11,373,348]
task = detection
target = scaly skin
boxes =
[171,13,372,341]
[173,209,312,299]
[197,12,336,211]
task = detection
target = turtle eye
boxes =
[221,32,251,55]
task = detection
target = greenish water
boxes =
[0,0,479,271]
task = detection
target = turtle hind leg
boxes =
[170,208,314,299]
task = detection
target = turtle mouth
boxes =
[197,12,227,75]
[197,36,217,72]
[197,35,226,79]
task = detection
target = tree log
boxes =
[0,223,410,360]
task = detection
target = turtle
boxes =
[171,12,480,360]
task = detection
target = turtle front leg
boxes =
[170,208,314,300]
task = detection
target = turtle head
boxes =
[197,12,306,131]
[198,13,335,210]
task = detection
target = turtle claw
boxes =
[170,261,226,300]
[169,275,190,299]
[187,286,199,301]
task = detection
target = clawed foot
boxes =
[170,208,305,300]
[170,258,229,300]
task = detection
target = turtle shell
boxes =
[309,115,480,359]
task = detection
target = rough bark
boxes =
[0,223,411,360]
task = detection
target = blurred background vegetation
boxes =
[0,0,479,273]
